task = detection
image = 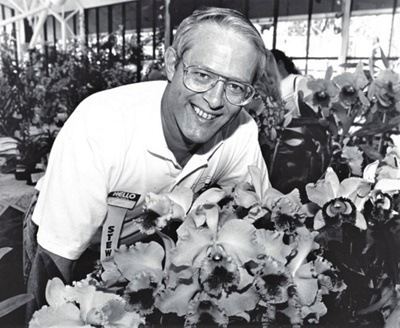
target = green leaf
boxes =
[0,247,12,261]
[358,144,383,161]
[0,294,34,318]
[282,138,304,147]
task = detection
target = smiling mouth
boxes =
[193,105,217,121]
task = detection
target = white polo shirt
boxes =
[32,81,270,260]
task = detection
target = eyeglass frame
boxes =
[179,59,256,106]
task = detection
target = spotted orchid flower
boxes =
[29,277,145,328]
[100,242,165,316]
[184,292,229,328]
[333,61,369,107]
[135,186,193,234]
[158,198,262,322]
[286,228,345,324]
[304,67,340,114]
[306,167,368,230]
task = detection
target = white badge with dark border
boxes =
[101,191,140,261]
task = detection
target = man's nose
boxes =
[203,81,225,109]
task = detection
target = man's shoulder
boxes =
[87,80,167,102]
[74,81,166,116]
[220,109,258,140]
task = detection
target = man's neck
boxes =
[161,96,199,167]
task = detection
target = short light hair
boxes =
[171,6,268,83]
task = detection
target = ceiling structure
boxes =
[0,0,134,12]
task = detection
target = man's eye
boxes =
[193,70,211,80]
[227,82,245,93]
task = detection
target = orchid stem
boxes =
[377,112,387,155]
[270,137,281,176]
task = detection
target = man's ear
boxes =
[164,47,179,81]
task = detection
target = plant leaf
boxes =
[0,293,34,318]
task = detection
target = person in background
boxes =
[271,49,312,119]
[259,49,330,199]
[24,6,273,320]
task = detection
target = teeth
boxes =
[193,106,216,120]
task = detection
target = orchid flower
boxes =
[286,228,345,324]
[184,292,229,328]
[341,145,364,176]
[368,69,400,112]
[306,167,368,230]
[29,277,145,328]
[135,186,193,234]
[100,242,164,316]
[305,67,340,115]
[234,166,307,231]
[333,61,369,107]
[159,196,262,321]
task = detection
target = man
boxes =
[25,6,272,317]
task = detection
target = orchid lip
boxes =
[193,105,217,121]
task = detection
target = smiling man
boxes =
[25,6,273,318]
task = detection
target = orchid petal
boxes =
[234,185,260,208]
[166,185,193,214]
[278,295,303,326]
[218,219,259,266]
[375,179,400,192]
[155,275,201,317]
[355,212,367,230]
[101,299,145,328]
[217,285,260,317]
[201,203,220,237]
[251,255,292,304]
[113,242,164,282]
[338,178,363,200]
[293,274,319,306]
[185,292,228,327]
[313,210,326,230]
[255,229,293,264]
[100,258,126,287]
[325,168,340,195]
[45,277,67,308]
[191,187,227,211]
[301,291,327,323]
[287,230,319,276]
[29,303,87,328]
[306,173,337,207]
[170,227,212,268]
[63,282,121,321]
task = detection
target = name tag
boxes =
[107,191,140,209]
[101,191,141,261]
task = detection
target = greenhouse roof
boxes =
[0,0,133,13]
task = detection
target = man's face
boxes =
[163,24,259,147]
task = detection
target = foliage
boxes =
[0,248,33,318]
[0,30,139,174]
[245,48,400,327]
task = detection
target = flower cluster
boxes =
[30,166,349,328]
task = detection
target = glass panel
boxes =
[348,14,393,59]
[275,19,308,58]
[308,17,341,58]
[112,4,123,32]
[389,10,400,57]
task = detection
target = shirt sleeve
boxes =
[32,95,120,260]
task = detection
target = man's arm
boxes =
[26,245,75,322]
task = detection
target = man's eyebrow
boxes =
[191,64,251,85]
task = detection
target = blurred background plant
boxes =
[0,29,141,180]
[250,46,400,201]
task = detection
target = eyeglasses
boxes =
[181,60,256,106]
